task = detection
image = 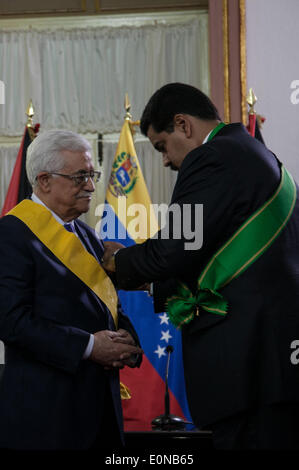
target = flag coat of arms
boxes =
[100,117,192,430]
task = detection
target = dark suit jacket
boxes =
[115,123,299,427]
[0,213,140,449]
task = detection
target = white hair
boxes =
[26,129,92,187]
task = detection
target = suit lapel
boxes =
[74,222,101,262]
[74,221,116,330]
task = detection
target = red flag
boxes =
[1,125,39,217]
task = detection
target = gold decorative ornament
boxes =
[26,100,34,128]
[246,88,257,115]
[26,99,37,140]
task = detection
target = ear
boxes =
[173,114,192,138]
[35,172,52,193]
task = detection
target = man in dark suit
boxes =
[103,83,299,449]
[0,129,142,450]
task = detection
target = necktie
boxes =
[64,223,75,233]
[64,222,92,254]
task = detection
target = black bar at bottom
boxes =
[125,430,213,449]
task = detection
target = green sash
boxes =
[166,124,297,328]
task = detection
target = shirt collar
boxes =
[31,193,75,228]
[202,129,213,145]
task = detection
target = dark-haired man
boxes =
[103,83,299,450]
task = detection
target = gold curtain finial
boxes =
[26,100,35,128]
[246,88,257,115]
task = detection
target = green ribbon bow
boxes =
[166,284,228,329]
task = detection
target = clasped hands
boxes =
[90,328,142,369]
[94,242,149,369]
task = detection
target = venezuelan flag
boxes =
[100,116,192,431]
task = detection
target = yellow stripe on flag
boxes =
[106,119,158,243]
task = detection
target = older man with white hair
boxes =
[0,129,142,450]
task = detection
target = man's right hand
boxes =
[102,241,125,273]
[89,330,143,368]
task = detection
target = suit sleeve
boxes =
[152,279,180,313]
[117,302,142,367]
[115,147,239,288]
[0,220,90,375]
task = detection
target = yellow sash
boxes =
[8,200,118,328]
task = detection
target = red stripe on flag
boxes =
[120,355,186,431]
[1,128,26,217]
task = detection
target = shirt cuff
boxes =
[149,283,154,296]
[83,334,94,359]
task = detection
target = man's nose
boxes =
[84,176,95,191]
[162,153,171,167]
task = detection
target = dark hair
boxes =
[140,82,221,135]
